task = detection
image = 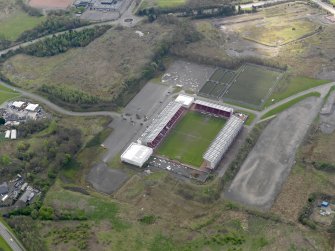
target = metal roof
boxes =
[175,94,194,107]
[139,101,182,144]
[121,142,153,167]
[203,115,244,168]
[194,99,233,113]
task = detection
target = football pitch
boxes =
[199,64,283,109]
[224,64,283,108]
[157,111,226,167]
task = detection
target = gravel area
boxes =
[225,97,323,210]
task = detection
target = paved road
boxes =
[0,221,25,251]
[240,0,291,9]
[311,0,335,15]
[0,81,120,118]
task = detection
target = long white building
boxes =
[203,115,244,169]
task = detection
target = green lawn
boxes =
[223,64,283,109]
[261,92,320,119]
[0,10,44,41]
[157,111,226,167]
[266,76,330,107]
[0,236,12,251]
[140,0,186,9]
[0,91,20,105]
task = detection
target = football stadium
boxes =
[121,93,247,175]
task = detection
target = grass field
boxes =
[0,84,20,105]
[261,92,320,119]
[1,23,171,101]
[0,10,44,41]
[157,111,226,167]
[223,64,283,108]
[239,15,318,46]
[266,76,330,107]
[0,236,12,251]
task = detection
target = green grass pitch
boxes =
[224,64,283,108]
[157,111,226,167]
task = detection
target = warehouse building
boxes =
[138,101,185,148]
[121,142,153,167]
[203,115,244,169]
[194,99,233,118]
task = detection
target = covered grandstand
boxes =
[203,115,244,169]
[138,101,186,148]
[194,100,233,118]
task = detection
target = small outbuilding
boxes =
[12,101,25,109]
[121,142,153,167]
[25,103,39,112]
[321,201,329,207]
[11,129,17,140]
[175,94,194,108]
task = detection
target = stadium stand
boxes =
[138,101,186,148]
[194,100,233,118]
[203,115,244,169]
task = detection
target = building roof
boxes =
[0,182,8,195]
[203,115,244,168]
[175,94,194,107]
[139,101,183,144]
[11,129,17,140]
[194,99,233,113]
[25,103,39,112]
[5,130,10,139]
[12,101,25,108]
[121,142,153,167]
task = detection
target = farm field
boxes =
[223,64,283,108]
[157,111,226,167]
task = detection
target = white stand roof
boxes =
[121,142,153,167]
[175,94,194,108]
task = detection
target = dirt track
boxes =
[225,97,323,210]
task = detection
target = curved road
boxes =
[0,221,25,251]
[0,81,120,118]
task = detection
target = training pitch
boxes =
[157,111,226,167]
[200,64,283,109]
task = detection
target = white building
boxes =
[11,129,17,140]
[5,130,10,139]
[121,142,153,167]
[25,103,39,112]
[203,115,244,169]
[12,101,25,109]
[175,94,194,108]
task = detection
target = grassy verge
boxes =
[266,76,329,107]
[0,92,20,105]
[261,92,320,119]
[0,236,12,251]
[0,10,44,41]
[235,110,256,126]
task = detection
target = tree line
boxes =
[17,16,89,42]
[39,84,99,105]
[21,25,110,57]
